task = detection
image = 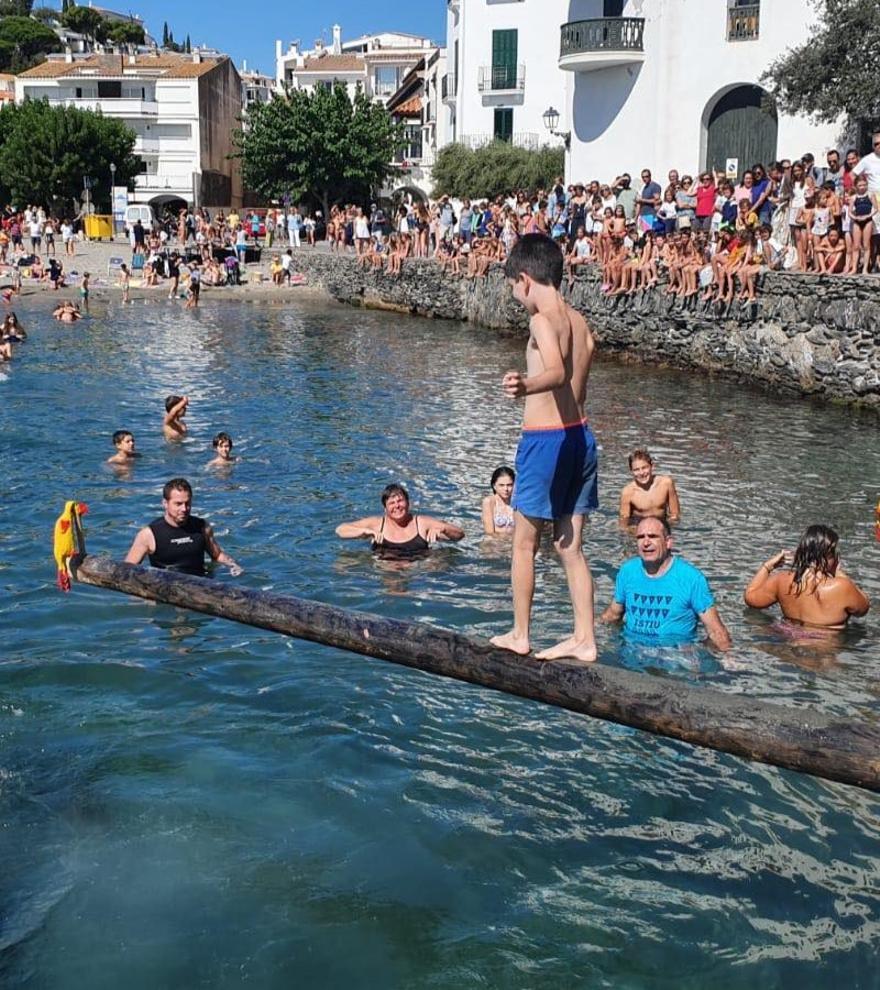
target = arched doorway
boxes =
[704,85,777,178]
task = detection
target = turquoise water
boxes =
[2,295,880,988]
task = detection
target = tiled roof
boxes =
[18,53,226,80]
[299,54,364,73]
[393,95,422,116]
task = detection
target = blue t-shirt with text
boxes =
[614,556,714,643]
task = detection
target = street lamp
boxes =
[542,105,570,149]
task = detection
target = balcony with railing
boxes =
[727,3,760,41]
[64,97,159,115]
[134,172,193,194]
[441,72,456,103]
[558,17,646,72]
[457,132,540,151]
[477,64,525,93]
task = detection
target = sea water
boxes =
[1,296,879,988]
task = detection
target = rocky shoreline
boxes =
[285,251,880,409]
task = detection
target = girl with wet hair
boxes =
[744,524,870,629]
[481,466,516,535]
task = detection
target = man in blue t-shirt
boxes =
[636,168,662,230]
[600,517,731,649]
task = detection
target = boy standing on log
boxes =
[490,234,599,662]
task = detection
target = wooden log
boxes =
[73,554,880,793]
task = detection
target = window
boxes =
[494,108,513,143]
[727,0,760,40]
[604,0,625,16]
[491,29,517,90]
[97,81,122,98]
[374,65,399,96]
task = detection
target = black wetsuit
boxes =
[372,515,430,560]
[148,516,208,575]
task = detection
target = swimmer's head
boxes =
[628,449,654,484]
[381,483,410,508]
[491,466,515,495]
[792,525,839,590]
[112,429,134,449]
[628,448,654,469]
[213,432,233,450]
[162,477,192,501]
[504,234,563,291]
[165,394,185,413]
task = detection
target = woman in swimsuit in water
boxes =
[481,466,515,535]
[336,483,465,559]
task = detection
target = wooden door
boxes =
[705,86,777,178]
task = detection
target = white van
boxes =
[124,204,157,233]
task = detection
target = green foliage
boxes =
[431,141,565,199]
[106,20,145,47]
[0,0,34,15]
[0,14,58,71]
[61,4,107,43]
[762,0,880,128]
[0,100,140,211]
[233,82,405,213]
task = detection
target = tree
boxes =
[61,5,108,45]
[233,82,405,216]
[162,21,169,46]
[431,141,565,199]
[0,0,34,15]
[762,0,880,132]
[30,5,58,22]
[107,20,145,47]
[184,34,191,54]
[0,100,140,211]
[0,15,59,72]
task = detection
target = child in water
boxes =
[207,432,235,467]
[618,448,680,526]
[481,466,515,535]
[163,394,188,440]
[107,429,140,465]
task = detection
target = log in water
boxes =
[74,554,880,794]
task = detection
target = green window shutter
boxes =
[491,29,517,89]
[494,108,513,143]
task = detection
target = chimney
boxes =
[128,53,136,65]
[64,45,73,63]
[332,24,342,55]
[192,50,201,64]
[242,58,248,72]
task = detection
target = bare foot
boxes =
[535,636,598,663]
[490,631,531,656]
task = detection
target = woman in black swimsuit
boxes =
[336,483,465,560]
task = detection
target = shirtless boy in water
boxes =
[163,394,188,440]
[206,431,235,467]
[618,449,680,526]
[490,233,599,662]
[107,429,141,465]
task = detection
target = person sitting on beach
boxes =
[52,300,80,322]
[107,429,140,465]
[743,525,869,630]
[619,449,680,526]
[601,516,731,649]
[163,394,189,440]
[207,432,235,467]
[335,483,465,560]
[1,312,26,341]
[125,477,242,577]
[481,466,516,535]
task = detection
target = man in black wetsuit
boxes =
[124,478,242,577]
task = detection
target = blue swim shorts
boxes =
[512,421,599,520]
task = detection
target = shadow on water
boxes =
[1,297,879,987]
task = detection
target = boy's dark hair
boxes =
[213,432,232,448]
[162,477,192,500]
[165,394,183,413]
[503,233,563,288]
[112,429,132,446]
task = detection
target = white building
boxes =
[275,26,435,104]
[560,0,841,182]
[16,51,243,209]
[385,47,449,199]
[240,61,274,110]
[443,0,565,150]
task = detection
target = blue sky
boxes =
[71,1,447,74]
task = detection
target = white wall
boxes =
[448,0,569,146]
[567,0,842,183]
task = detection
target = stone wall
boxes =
[287,252,880,407]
